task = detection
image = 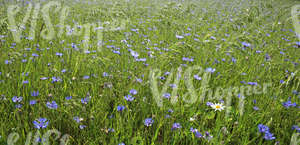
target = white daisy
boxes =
[210,103,225,111]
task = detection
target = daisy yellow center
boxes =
[215,105,221,109]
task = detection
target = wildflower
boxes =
[108,128,115,132]
[30,100,37,105]
[81,97,90,104]
[163,93,171,99]
[79,125,86,129]
[258,124,269,133]
[144,118,154,126]
[204,132,213,140]
[51,77,62,83]
[46,101,58,109]
[253,106,259,110]
[205,68,215,73]
[206,102,213,106]
[15,104,22,108]
[33,118,49,129]
[210,103,225,111]
[56,52,63,56]
[194,74,202,80]
[117,105,126,111]
[176,35,184,39]
[264,132,276,140]
[124,94,135,102]
[190,127,197,133]
[282,100,297,108]
[83,75,90,79]
[118,143,125,145]
[12,96,22,103]
[195,131,203,138]
[73,116,83,123]
[103,72,109,77]
[172,123,182,130]
[242,42,251,47]
[31,91,39,97]
[129,89,137,95]
[130,50,139,58]
[40,77,48,80]
[292,125,300,133]
[65,96,72,100]
[247,82,258,85]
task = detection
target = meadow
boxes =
[0,0,299,144]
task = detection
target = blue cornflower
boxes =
[206,102,213,106]
[46,101,58,109]
[33,118,49,129]
[51,77,62,83]
[79,125,86,129]
[30,100,37,105]
[12,96,23,103]
[73,116,83,123]
[144,118,154,126]
[103,72,109,77]
[56,52,63,56]
[32,53,39,57]
[169,84,177,88]
[129,89,137,95]
[176,35,184,39]
[195,131,203,138]
[253,106,259,110]
[205,68,215,73]
[117,105,126,111]
[40,77,48,80]
[163,93,171,99]
[83,75,90,79]
[112,50,120,54]
[172,123,182,130]
[118,143,125,145]
[65,96,72,100]
[282,100,297,108]
[136,78,143,83]
[231,57,236,63]
[108,128,115,132]
[81,97,90,104]
[124,94,135,102]
[31,91,39,97]
[130,50,139,58]
[204,132,213,140]
[264,132,276,140]
[292,125,300,133]
[210,36,216,40]
[292,90,299,95]
[194,74,202,80]
[247,82,258,86]
[15,104,22,108]
[258,124,269,133]
[242,42,251,47]
[190,127,197,133]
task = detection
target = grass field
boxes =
[0,0,299,144]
